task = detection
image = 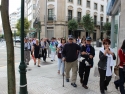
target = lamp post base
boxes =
[19,62,28,94]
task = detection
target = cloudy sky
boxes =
[0,0,21,24]
[9,0,21,14]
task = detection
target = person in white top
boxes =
[57,38,66,75]
[24,38,31,65]
[77,36,81,45]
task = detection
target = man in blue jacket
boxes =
[62,35,80,87]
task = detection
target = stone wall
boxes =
[118,0,125,48]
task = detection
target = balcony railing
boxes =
[94,21,105,26]
[47,15,56,21]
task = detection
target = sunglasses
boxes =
[69,39,73,40]
[105,43,110,45]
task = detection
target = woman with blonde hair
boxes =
[32,39,41,67]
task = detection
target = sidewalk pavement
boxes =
[0,46,120,94]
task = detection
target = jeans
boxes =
[58,58,64,74]
[119,68,125,94]
[51,51,56,60]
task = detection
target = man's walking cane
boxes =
[63,61,65,87]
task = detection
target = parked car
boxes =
[13,37,21,42]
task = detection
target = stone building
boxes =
[33,0,111,40]
[107,0,125,49]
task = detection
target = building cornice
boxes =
[111,0,121,15]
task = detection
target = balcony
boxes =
[47,15,56,21]
[74,17,82,23]
[66,16,82,22]
[94,21,105,26]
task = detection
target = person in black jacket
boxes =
[79,36,95,89]
[62,35,80,87]
[98,39,116,94]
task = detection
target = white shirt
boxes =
[57,43,62,53]
[24,42,31,50]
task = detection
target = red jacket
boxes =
[118,49,125,67]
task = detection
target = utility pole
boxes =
[45,0,47,38]
[19,0,28,94]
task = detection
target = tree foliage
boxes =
[82,14,94,34]
[103,22,111,31]
[103,22,111,36]
[68,19,78,35]
[16,18,30,36]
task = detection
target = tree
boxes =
[68,19,78,36]
[82,14,94,36]
[103,22,111,37]
[16,18,30,37]
[1,0,16,94]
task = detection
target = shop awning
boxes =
[29,31,36,35]
[106,0,116,15]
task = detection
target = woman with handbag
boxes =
[98,39,116,94]
[57,38,66,75]
[32,39,41,67]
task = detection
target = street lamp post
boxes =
[19,0,28,94]
[36,20,41,41]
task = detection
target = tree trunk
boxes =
[1,0,16,94]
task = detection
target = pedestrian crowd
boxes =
[23,35,125,94]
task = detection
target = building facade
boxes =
[107,0,121,49]
[107,0,125,52]
[25,0,36,37]
[33,0,110,40]
[9,12,18,33]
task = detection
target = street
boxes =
[0,44,120,94]
[0,42,20,67]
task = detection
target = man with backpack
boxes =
[24,38,31,65]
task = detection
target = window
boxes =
[87,0,90,8]
[94,3,97,10]
[94,15,97,25]
[48,9,54,20]
[106,18,109,22]
[68,0,73,2]
[68,10,72,21]
[78,0,81,5]
[100,17,103,29]
[77,12,81,22]
[101,5,104,12]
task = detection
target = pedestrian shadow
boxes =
[41,61,53,65]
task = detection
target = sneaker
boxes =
[82,84,88,89]
[38,65,41,67]
[71,83,77,87]
[34,63,36,65]
[51,60,53,62]
[66,79,69,82]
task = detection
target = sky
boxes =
[9,0,21,14]
[0,0,21,24]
